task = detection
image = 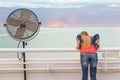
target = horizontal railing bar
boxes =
[0,67,119,71]
[0,68,47,71]
[0,48,77,53]
[0,60,101,64]
[0,47,120,53]
[0,62,79,64]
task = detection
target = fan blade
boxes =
[15,27,25,38]
[8,18,20,26]
[26,21,38,32]
[19,11,31,22]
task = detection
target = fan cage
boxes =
[6,8,40,41]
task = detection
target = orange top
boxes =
[80,44,97,54]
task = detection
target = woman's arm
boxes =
[76,39,80,49]
[96,38,100,48]
[76,34,81,49]
[96,38,100,45]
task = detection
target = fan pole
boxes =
[23,41,27,80]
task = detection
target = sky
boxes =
[0,0,120,8]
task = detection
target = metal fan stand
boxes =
[22,41,27,80]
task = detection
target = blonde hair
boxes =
[80,31,91,48]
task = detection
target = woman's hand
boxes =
[76,46,79,49]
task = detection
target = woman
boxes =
[76,31,100,80]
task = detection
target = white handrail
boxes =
[0,48,77,53]
[0,47,120,53]
[0,47,120,72]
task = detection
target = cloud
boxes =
[0,0,120,8]
[0,2,51,8]
[50,0,85,3]
[49,0,120,3]
[0,1,85,8]
[107,4,120,7]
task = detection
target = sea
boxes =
[0,27,120,59]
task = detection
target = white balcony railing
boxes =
[0,47,120,52]
[0,47,120,72]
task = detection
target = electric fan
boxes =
[5,8,40,41]
[4,8,41,80]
